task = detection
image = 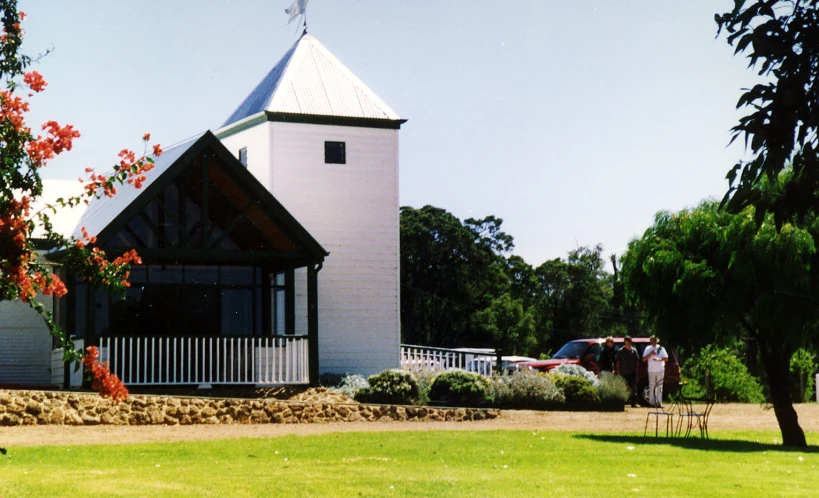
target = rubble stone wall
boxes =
[0,390,499,426]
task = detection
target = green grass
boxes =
[1,430,817,497]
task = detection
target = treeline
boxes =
[399,205,645,356]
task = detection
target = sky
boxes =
[19,0,756,268]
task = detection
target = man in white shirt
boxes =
[642,335,668,407]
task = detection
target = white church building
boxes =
[0,32,405,388]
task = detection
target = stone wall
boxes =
[0,390,499,426]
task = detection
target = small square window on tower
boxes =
[324,141,346,164]
[238,147,248,167]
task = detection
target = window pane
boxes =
[185,266,218,285]
[275,289,286,335]
[149,265,183,284]
[73,282,86,338]
[221,289,253,336]
[220,266,254,286]
[129,265,147,284]
[324,141,346,164]
[274,272,285,287]
[109,287,145,335]
[184,287,219,335]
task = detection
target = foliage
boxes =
[427,370,492,407]
[596,374,630,404]
[472,293,536,359]
[399,206,628,356]
[621,198,817,446]
[332,374,369,400]
[0,1,167,399]
[682,345,765,403]
[551,373,600,403]
[354,369,419,405]
[411,368,438,405]
[790,348,816,403]
[399,206,513,348]
[532,245,623,350]
[552,363,600,388]
[80,347,128,402]
[489,370,565,409]
[716,1,819,224]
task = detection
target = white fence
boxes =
[400,345,496,376]
[99,336,309,386]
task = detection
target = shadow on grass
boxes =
[574,434,819,453]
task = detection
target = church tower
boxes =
[215,33,406,376]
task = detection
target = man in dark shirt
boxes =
[616,336,640,408]
[598,336,616,375]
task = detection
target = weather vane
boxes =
[286,0,309,35]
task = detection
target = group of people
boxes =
[597,335,667,408]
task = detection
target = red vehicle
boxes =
[519,337,681,406]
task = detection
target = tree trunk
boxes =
[759,338,807,448]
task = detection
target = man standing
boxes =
[615,336,640,408]
[642,335,668,408]
[599,336,616,375]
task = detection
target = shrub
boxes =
[551,373,600,403]
[596,374,630,403]
[411,369,438,405]
[332,374,369,399]
[552,363,600,388]
[354,369,419,405]
[489,370,565,409]
[683,345,764,403]
[428,370,492,407]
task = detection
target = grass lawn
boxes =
[1,430,817,497]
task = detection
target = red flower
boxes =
[23,71,46,92]
[142,133,151,141]
[81,347,128,402]
[152,144,163,156]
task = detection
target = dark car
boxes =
[518,337,681,406]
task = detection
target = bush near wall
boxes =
[489,370,565,409]
[354,370,419,405]
[428,371,492,407]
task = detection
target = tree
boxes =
[716,1,819,224]
[471,293,536,370]
[532,245,615,350]
[0,1,162,401]
[621,198,818,447]
[399,205,510,347]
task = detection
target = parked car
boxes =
[518,338,681,406]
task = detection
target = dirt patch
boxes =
[2,403,817,448]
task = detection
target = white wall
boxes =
[218,121,273,188]
[0,295,54,386]
[221,120,401,375]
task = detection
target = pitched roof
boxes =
[71,133,201,241]
[64,132,327,261]
[222,33,402,127]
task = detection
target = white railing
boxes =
[99,336,309,386]
[400,344,496,376]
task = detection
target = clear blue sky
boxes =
[21,0,754,268]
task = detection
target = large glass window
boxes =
[102,264,270,337]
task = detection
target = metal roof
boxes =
[222,33,401,127]
[70,133,202,240]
